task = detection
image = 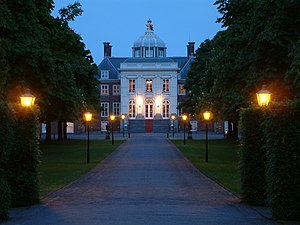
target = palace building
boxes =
[97,19,195,133]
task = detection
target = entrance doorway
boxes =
[145,99,153,119]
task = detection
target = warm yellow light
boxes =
[256,85,271,107]
[203,111,211,121]
[155,96,162,107]
[121,114,126,120]
[182,114,187,121]
[84,112,92,122]
[171,115,176,120]
[20,92,35,107]
[137,96,143,107]
[110,115,116,121]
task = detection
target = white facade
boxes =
[120,61,178,119]
[98,19,194,132]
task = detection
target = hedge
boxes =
[0,102,13,221]
[0,177,11,221]
[6,105,40,206]
[264,101,300,220]
[239,107,267,205]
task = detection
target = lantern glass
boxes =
[84,112,92,122]
[110,115,116,121]
[121,114,126,120]
[20,93,35,107]
[256,86,271,107]
[182,115,187,121]
[171,115,176,120]
[203,111,211,121]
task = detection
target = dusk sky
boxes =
[53,0,223,64]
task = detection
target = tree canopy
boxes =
[0,0,99,125]
[183,0,300,131]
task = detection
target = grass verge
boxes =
[172,138,241,195]
[39,139,124,196]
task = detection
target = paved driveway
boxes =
[3,134,276,225]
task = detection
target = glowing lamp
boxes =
[84,112,92,122]
[121,114,126,120]
[171,115,176,120]
[20,91,35,107]
[182,114,187,121]
[256,85,271,107]
[110,115,116,121]
[203,111,211,121]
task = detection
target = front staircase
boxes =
[128,119,169,133]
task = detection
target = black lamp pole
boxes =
[87,124,90,163]
[122,120,125,138]
[183,120,186,145]
[111,121,114,145]
[172,120,175,137]
[205,123,208,162]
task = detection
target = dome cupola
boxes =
[132,19,167,58]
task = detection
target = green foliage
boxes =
[59,2,83,22]
[6,105,40,206]
[0,0,99,134]
[239,107,267,205]
[0,177,11,221]
[0,101,13,221]
[263,101,300,220]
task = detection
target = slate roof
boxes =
[97,56,194,80]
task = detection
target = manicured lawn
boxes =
[172,139,241,195]
[39,139,124,196]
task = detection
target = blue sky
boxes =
[53,0,223,64]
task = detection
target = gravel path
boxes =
[3,134,277,225]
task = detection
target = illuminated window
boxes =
[178,84,185,95]
[162,79,169,92]
[145,80,153,92]
[113,102,120,116]
[129,100,136,118]
[101,85,109,95]
[163,100,169,118]
[113,85,120,95]
[129,80,136,93]
[101,102,109,117]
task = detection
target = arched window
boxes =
[129,100,136,118]
[162,100,169,118]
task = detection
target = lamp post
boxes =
[171,114,176,137]
[203,111,211,162]
[182,114,187,145]
[20,89,35,107]
[121,114,126,138]
[84,112,92,164]
[110,115,115,145]
[256,85,271,107]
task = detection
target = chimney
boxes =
[103,42,112,57]
[187,42,195,57]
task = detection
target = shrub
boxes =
[6,105,40,206]
[239,107,267,205]
[0,177,11,221]
[0,101,13,220]
[264,100,300,220]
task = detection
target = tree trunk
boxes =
[63,121,68,140]
[46,119,51,143]
[226,120,233,139]
[232,120,239,140]
[58,121,63,140]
